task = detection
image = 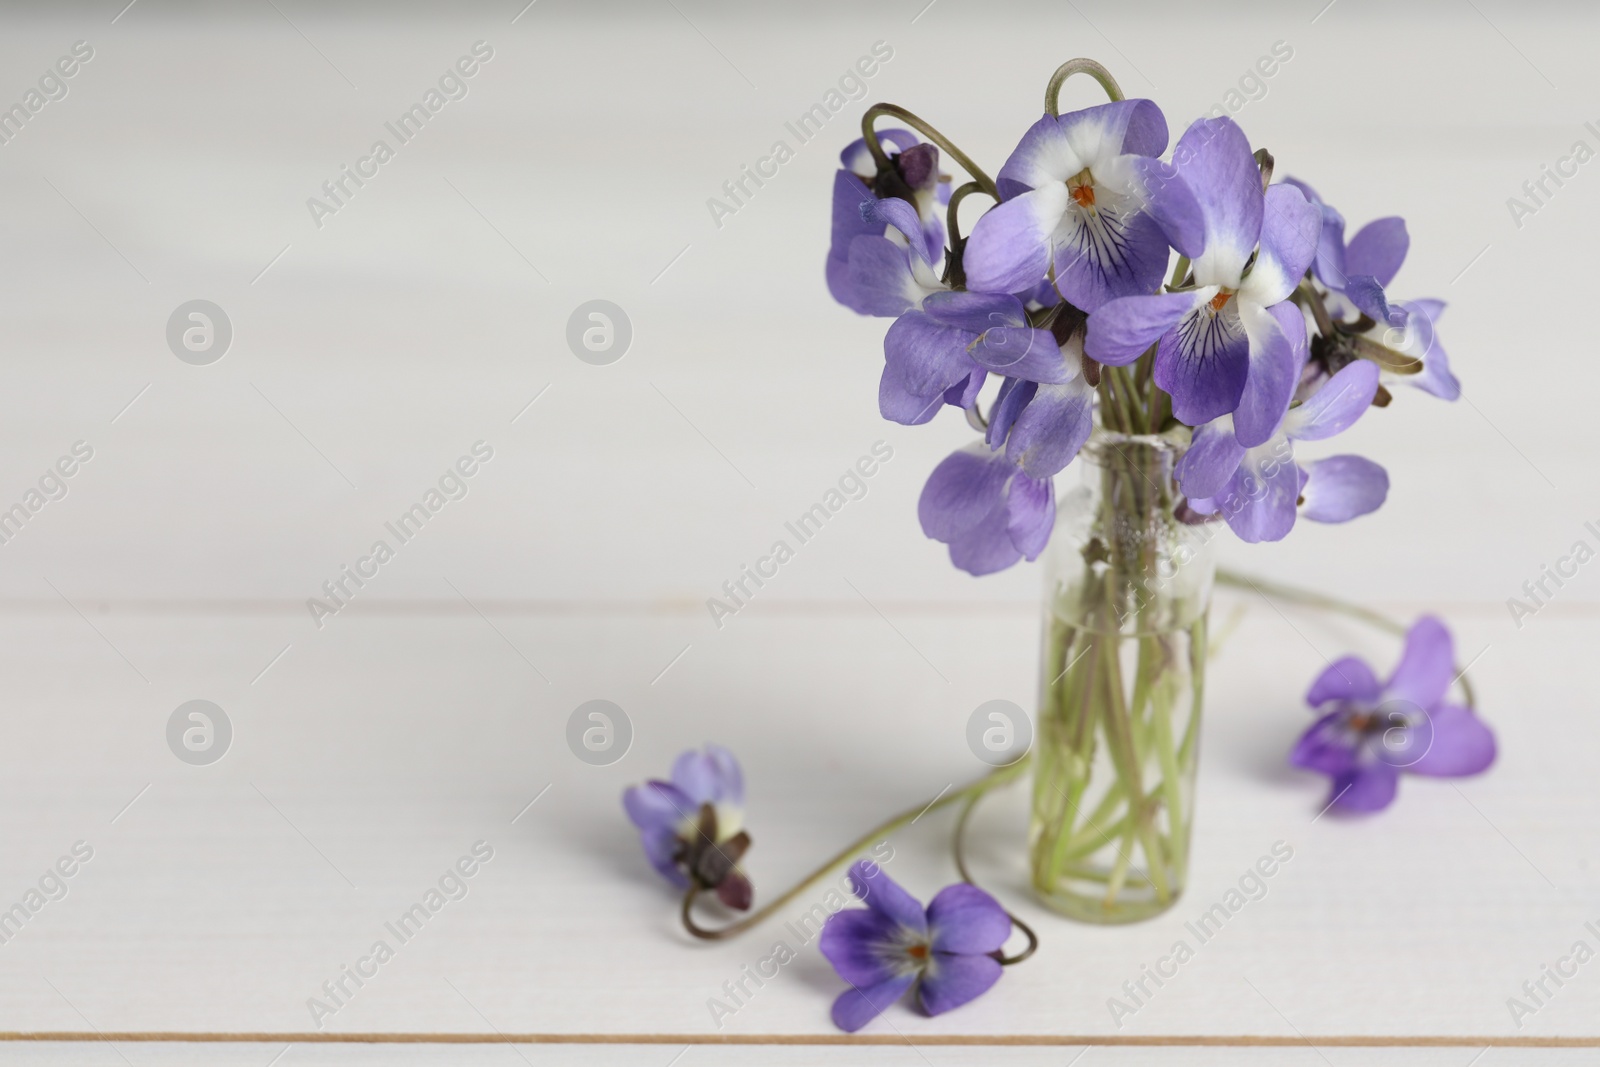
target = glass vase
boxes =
[1029,431,1216,923]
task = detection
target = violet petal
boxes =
[1232,300,1300,448]
[918,953,1003,1016]
[1299,455,1389,523]
[1305,655,1382,708]
[1006,378,1096,479]
[819,907,907,988]
[1383,616,1455,712]
[963,185,1068,296]
[1282,359,1378,442]
[1332,761,1400,813]
[1407,704,1497,777]
[918,447,1013,544]
[1084,290,1204,368]
[831,973,918,1033]
[926,883,1011,955]
[1290,710,1361,777]
[1173,116,1262,286]
[1344,216,1409,288]
[848,861,928,935]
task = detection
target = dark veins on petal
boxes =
[1175,303,1243,368]
[1064,202,1138,284]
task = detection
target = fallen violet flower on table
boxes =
[820,861,1013,1032]
[622,745,753,909]
[1291,617,1495,813]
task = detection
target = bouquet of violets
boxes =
[621,59,1494,1034]
[830,58,1458,568]
[827,59,1470,922]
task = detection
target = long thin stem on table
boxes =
[952,789,1039,965]
[682,759,1028,940]
[1215,567,1478,710]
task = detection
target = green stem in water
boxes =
[1149,640,1187,880]
[1039,625,1097,889]
[1065,810,1129,860]
[1103,815,1138,904]
[682,759,1028,940]
[1215,568,1477,710]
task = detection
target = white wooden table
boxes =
[0,1,1595,1063]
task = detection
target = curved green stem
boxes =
[861,104,999,200]
[1216,567,1478,710]
[1045,58,1124,114]
[952,785,1039,966]
[946,180,995,248]
[1253,147,1276,192]
[1293,280,1336,337]
[682,759,1028,940]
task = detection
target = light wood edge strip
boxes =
[0,1034,1594,1047]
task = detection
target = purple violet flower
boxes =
[880,290,1068,427]
[1085,117,1320,441]
[1350,297,1462,402]
[820,861,1012,1032]
[1281,180,1459,403]
[1281,176,1409,328]
[829,130,950,316]
[622,745,753,909]
[1291,617,1495,813]
[918,444,1056,575]
[964,99,1205,310]
[1178,355,1385,542]
[1387,299,1460,400]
